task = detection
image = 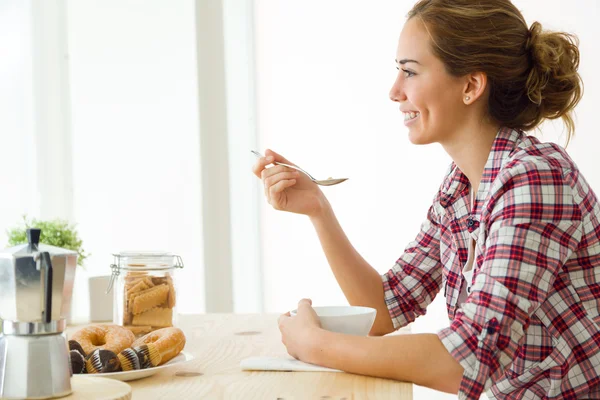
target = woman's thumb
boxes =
[298,298,313,309]
[265,148,295,166]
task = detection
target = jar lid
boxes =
[106,251,184,294]
[112,251,184,270]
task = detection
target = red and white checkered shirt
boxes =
[382,127,600,399]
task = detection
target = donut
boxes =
[69,350,86,374]
[133,343,161,368]
[69,340,86,357]
[131,327,186,365]
[86,349,121,373]
[71,324,135,356]
[117,348,142,371]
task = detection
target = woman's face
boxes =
[389,18,468,145]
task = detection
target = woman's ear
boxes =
[463,71,487,105]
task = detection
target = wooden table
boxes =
[67,314,413,399]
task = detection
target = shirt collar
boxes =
[439,127,523,210]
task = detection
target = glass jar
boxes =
[107,251,184,336]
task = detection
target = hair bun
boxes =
[525,21,542,53]
[407,0,582,143]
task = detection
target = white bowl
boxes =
[290,306,376,336]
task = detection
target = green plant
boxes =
[6,215,89,267]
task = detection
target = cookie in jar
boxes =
[107,252,184,337]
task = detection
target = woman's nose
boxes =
[389,75,406,102]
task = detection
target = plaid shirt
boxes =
[382,127,600,399]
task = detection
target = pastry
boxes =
[132,327,186,365]
[70,350,86,374]
[133,343,161,369]
[69,340,86,357]
[132,307,173,327]
[71,324,135,356]
[122,272,176,331]
[117,348,142,371]
[86,349,121,373]
[131,284,169,315]
[124,325,153,336]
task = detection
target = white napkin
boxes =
[240,356,342,373]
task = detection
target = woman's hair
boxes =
[408,0,583,143]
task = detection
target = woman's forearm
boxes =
[310,199,394,335]
[307,329,463,394]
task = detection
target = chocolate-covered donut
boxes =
[117,348,142,371]
[133,343,161,369]
[69,340,86,358]
[70,350,86,374]
[86,349,122,373]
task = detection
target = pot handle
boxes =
[40,251,53,323]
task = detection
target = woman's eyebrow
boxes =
[395,58,421,65]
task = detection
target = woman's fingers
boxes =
[260,164,297,181]
[298,298,313,310]
[278,313,289,326]
[252,150,304,211]
[265,148,295,166]
[268,179,297,207]
[264,171,299,189]
[261,167,299,203]
[261,166,297,199]
[252,155,274,178]
[252,148,295,180]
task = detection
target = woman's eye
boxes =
[401,69,415,78]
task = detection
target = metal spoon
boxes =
[251,150,348,186]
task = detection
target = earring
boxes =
[465,96,471,101]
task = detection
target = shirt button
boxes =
[467,219,474,227]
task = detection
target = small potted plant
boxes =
[6,216,89,266]
[6,215,90,321]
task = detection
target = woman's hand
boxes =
[252,149,327,217]
[278,299,322,362]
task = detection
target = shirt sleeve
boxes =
[382,203,443,329]
[437,163,583,400]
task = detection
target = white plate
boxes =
[83,351,195,382]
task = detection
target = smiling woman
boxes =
[253,0,600,399]
[391,1,581,149]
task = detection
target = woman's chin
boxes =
[407,128,429,145]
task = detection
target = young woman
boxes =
[252,1,600,398]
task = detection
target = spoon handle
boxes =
[251,150,316,181]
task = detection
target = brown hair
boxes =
[408,0,583,144]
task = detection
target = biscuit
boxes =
[167,279,176,308]
[131,284,169,315]
[125,271,147,280]
[132,308,173,327]
[126,280,150,297]
[124,325,153,336]
[123,312,132,325]
[143,277,155,288]
[123,293,132,325]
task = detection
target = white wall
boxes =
[66,0,204,318]
[254,0,447,313]
[0,0,38,245]
[254,1,599,399]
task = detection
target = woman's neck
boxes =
[441,121,500,195]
